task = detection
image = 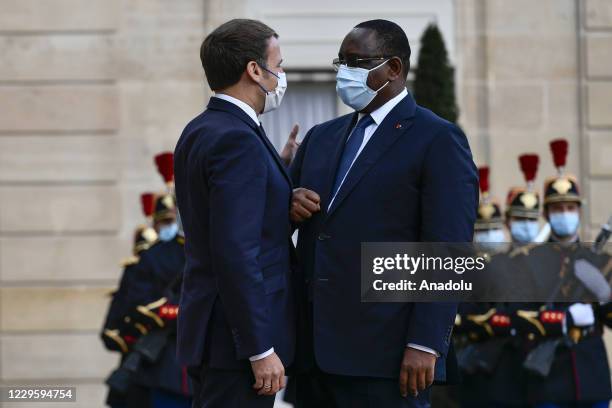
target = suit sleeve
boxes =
[207,130,272,359]
[406,124,479,355]
[289,126,316,232]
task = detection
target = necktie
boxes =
[330,114,374,201]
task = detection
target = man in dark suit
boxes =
[289,20,479,407]
[173,19,295,408]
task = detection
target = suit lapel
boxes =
[207,97,292,188]
[255,125,292,188]
[325,95,417,220]
[320,113,358,215]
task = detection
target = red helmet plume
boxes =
[140,192,155,218]
[478,166,490,195]
[154,152,174,183]
[519,154,539,184]
[549,139,568,171]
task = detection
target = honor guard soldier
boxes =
[458,153,544,408]
[155,151,185,237]
[458,154,545,408]
[473,166,507,254]
[453,166,524,408]
[506,154,541,244]
[511,139,612,408]
[131,194,192,407]
[101,192,158,408]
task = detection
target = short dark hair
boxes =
[354,19,411,77]
[200,19,278,91]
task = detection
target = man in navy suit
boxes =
[289,20,478,407]
[173,19,295,407]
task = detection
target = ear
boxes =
[245,61,263,83]
[386,57,403,81]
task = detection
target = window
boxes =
[260,71,337,151]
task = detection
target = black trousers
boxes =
[293,365,431,408]
[188,365,275,408]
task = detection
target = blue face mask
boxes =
[158,223,179,242]
[510,220,540,243]
[474,229,506,252]
[336,60,390,111]
[549,211,580,237]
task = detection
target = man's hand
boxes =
[280,124,300,166]
[291,188,321,223]
[251,352,285,396]
[399,347,436,398]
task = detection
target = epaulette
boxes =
[148,239,162,248]
[466,308,497,337]
[516,309,546,337]
[102,329,129,354]
[509,243,538,258]
[120,255,139,267]
[475,251,492,263]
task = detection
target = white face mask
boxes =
[158,223,179,242]
[510,220,540,243]
[336,60,390,111]
[258,67,287,114]
[549,211,580,237]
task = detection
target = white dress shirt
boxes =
[214,93,260,126]
[328,89,439,358]
[328,88,407,210]
[213,93,274,362]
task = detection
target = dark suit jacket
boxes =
[173,97,295,370]
[290,92,478,380]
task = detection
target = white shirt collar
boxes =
[359,88,408,125]
[213,93,260,126]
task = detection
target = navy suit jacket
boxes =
[173,97,295,370]
[290,92,478,379]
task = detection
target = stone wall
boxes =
[456,0,611,236]
[0,1,204,406]
[457,0,582,218]
[582,0,612,235]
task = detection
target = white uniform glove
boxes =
[567,303,595,327]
